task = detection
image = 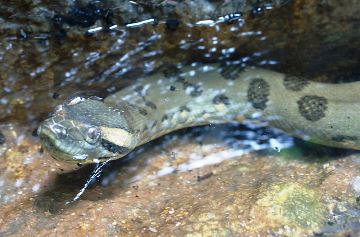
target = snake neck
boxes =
[104,65,252,146]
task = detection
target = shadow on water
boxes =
[296,139,357,159]
[270,138,359,163]
[33,152,143,214]
[33,163,102,214]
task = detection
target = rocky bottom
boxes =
[0,123,359,237]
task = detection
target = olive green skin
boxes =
[38,65,360,164]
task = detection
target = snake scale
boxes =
[38,64,360,164]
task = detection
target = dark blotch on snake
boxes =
[179,105,191,112]
[331,135,358,142]
[142,124,149,132]
[145,101,157,110]
[134,85,144,94]
[283,75,309,91]
[220,64,244,80]
[176,77,185,83]
[297,95,328,121]
[213,94,230,105]
[101,139,130,154]
[247,78,270,110]
[183,81,203,97]
[161,114,168,122]
[169,85,176,91]
[151,121,158,129]
[138,107,148,116]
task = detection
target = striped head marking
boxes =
[38,97,137,164]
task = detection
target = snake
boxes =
[38,64,360,164]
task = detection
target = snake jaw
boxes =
[38,123,88,163]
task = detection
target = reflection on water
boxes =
[153,123,293,176]
[0,0,360,236]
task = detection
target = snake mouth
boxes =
[39,133,78,162]
[38,124,88,162]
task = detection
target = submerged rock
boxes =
[0,124,359,236]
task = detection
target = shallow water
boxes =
[0,0,360,236]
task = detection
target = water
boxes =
[0,1,359,236]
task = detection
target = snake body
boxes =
[38,65,360,164]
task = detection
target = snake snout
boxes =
[38,122,75,156]
[38,123,61,150]
[38,118,102,163]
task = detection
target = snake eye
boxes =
[85,127,100,143]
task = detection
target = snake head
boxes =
[38,96,136,164]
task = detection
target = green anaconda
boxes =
[38,65,360,164]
